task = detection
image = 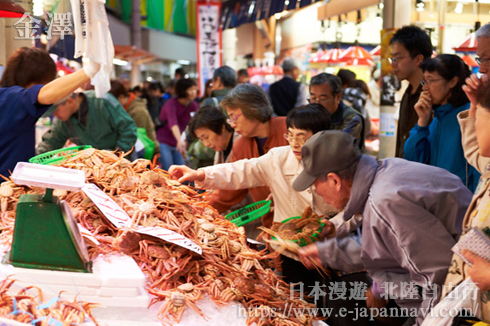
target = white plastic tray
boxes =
[11,162,85,191]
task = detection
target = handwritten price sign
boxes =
[135,226,202,255]
[82,183,132,228]
[82,183,202,255]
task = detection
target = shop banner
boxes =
[196,1,222,97]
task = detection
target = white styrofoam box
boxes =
[3,253,145,289]
[0,317,31,326]
[8,280,99,297]
[99,285,140,297]
[77,287,150,307]
[0,317,95,326]
[12,264,102,287]
[92,254,145,288]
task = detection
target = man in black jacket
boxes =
[268,59,307,116]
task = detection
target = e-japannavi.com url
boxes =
[237,303,479,322]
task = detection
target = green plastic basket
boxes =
[225,200,271,227]
[272,216,325,247]
[29,145,93,165]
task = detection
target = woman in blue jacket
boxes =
[404,54,480,191]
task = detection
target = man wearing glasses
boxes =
[309,73,365,151]
[389,25,433,158]
[458,22,490,173]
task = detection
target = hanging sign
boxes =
[196,1,222,97]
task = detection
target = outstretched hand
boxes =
[168,165,205,184]
[298,244,321,270]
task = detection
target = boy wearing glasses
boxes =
[389,25,433,158]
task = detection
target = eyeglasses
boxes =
[388,56,408,65]
[476,57,490,66]
[283,133,308,145]
[421,78,444,86]
[308,97,332,105]
[226,113,242,125]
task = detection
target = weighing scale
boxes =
[7,162,91,272]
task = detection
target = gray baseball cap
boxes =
[41,94,73,118]
[293,130,361,191]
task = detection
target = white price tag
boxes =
[82,183,132,228]
[82,184,201,255]
[135,226,202,255]
[77,223,100,246]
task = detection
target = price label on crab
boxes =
[77,223,100,246]
[135,226,202,255]
[82,183,132,228]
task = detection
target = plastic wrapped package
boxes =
[70,0,114,97]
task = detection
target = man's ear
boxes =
[327,172,342,191]
[414,53,425,66]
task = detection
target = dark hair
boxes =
[213,66,237,88]
[175,78,197,98]
[188,105,233,138]
[310,73,343,97]
[221,84,273,123]
[238,69,249,77]
[175,67,186,78]
[354,79,371,98]
[148,81,164,93]
[390,25,433,60]
[132,85,142,93]
[336,160,360,182]
[0,47,57,87]
[420,54,470,108]
[109,79,129,99]
[167,79,176,88]
[337,69,356,87]
[286,104,331,134]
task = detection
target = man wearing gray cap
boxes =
[268,59,307,116]
[294,130,472,325]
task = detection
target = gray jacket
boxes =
[343,155,472,325]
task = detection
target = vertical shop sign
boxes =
[380,28,399,107]
[196,1,222,97]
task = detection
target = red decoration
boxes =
[453,32,477,52]
[461,55,478,68]
[338,46,374,66]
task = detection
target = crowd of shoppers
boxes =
[3,23,490,326]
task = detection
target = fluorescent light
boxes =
[177,60,190,65]
[248,1,255,15]
[146,76,153,82]
[113,58,128,66]
[455,2,463,14]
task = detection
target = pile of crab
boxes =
[0,148,320,326]
[0,277,100,325]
